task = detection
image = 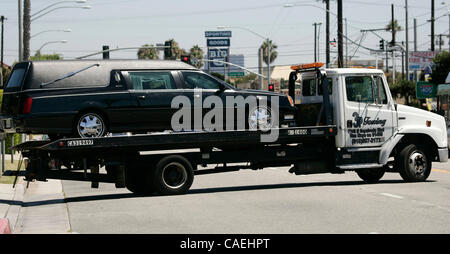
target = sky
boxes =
[0,0,449,73]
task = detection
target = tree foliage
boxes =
[29,53,61,61]
[385,19,402,45]
[137,44,159,60]
[189,45,204,69]
[260,40,278,65]
[431,51,450,85]
[389,79,416,105]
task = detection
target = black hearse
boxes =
[0,60,296,138]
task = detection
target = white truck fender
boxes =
[379,133,404,165]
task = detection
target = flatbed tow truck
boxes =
[9,63,449,195]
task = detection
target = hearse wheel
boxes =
[396,144,431,182]
[75,112,106,138]
[152,155,194,195]
[356,168,385,183]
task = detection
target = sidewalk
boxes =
[0,177,24,234]
[0,177,72,234]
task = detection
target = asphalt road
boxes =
[59,161,450,234]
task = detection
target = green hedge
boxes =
[0,89,22,153]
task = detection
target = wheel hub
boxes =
[79,114,104,137]
[408,152,427,175]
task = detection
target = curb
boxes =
[0,218,11,234]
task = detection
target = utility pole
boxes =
[345,18,348,67]
[325,0,330,68]
[431,0,435,51]
[102,45,109,59]
[337,0,343,68]
[23,0,30,61]
[391,4,395,82]
[414,18,418,82]
[258,47,263,90]
[1,16,5,88]
[313,22,321,62]
[18,0,23,61]
[405,0,409,80]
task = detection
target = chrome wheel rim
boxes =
[78,113,105,138]
[162,162,187,189]
[248,106,273,130]
[408,151,427,175]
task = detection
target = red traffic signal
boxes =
[268,84,274,92]
[181,54,191,64]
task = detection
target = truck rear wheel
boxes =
[356,168,385,183]
[152,155,194,195]
[125,166,157,195]
[396,144,431,182]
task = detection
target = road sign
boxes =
[416,81,437,99]
[207,38,230,47]
[228,72,244,77]
[205,31,232,37]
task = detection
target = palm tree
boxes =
[386,20,402,46]
[259,40,278,65]
[137,44,159,60]
[189,45,204,69]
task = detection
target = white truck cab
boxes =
[289,63,448,183]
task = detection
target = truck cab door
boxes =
[343,74,395,147]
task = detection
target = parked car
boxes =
[0,60,296,138]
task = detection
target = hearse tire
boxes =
[356,168,385,183]
[74,111,107,138]
[396,144,431,182]
[152,155,194,195]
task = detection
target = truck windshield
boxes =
[5,67,26,91]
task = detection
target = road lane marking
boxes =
[380,193,404,199]
[432,169,450,174]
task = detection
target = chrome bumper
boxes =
[438,148,448,162]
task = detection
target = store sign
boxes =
[409,51,438,71]
[208,48,228,67]
[205,31,232,38]
[416,81,437,99]
[207,39,230,47]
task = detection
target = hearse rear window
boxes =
[129,72,176,90]
[5,67,26,91]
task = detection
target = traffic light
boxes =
[268,84,274,92]
[164,40,173,59]
[379,39,384,50]
[181,54,191,65]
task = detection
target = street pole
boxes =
[102,45,109,59]
[1,16,5,87]
[431,0,435,51]
[414,18,418,82]
[345,18,348,67]
[18,0,23,61]
[267,38,271,88]
[337,0,343,68]
[258,47,263,90]
[23,0,30,61]
[313,23,318,62]
[325,0,330,68]
[405,0,409,80]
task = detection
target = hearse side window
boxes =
[345,76,374,103]
[182,72,221,90]
[129,72,176,90]
[5,67,26,91]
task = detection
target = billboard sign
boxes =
[205,31,232,38]
[409,51,438,71]
[207,38,230,47]
[208,48,228,68]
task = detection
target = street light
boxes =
[218,25,271,90]
[31,29,71,39]
[36,40,67,55]
[31,5,91,22]
[31,0,88,17]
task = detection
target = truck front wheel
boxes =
[356,168,385,183]
[396,144,431,182]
